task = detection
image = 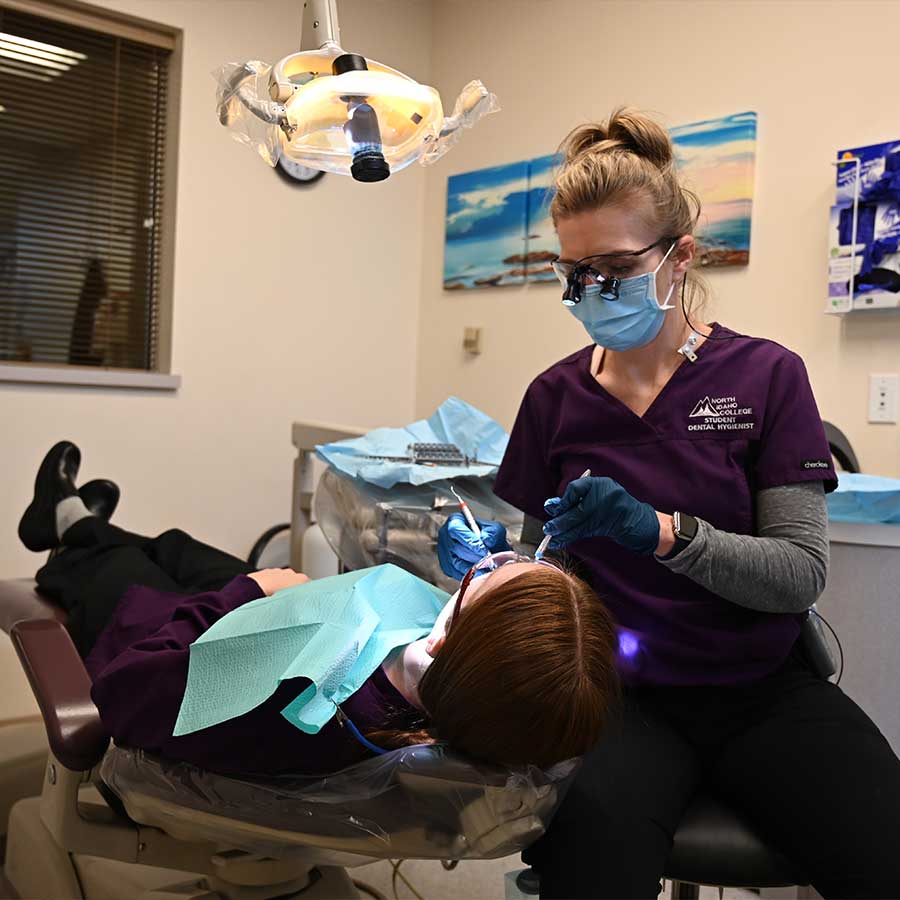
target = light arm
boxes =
[301,0,341,50]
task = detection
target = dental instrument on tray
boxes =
[535,469,592,559]
[363,442,501,467]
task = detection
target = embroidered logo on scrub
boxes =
[687,396,755,432]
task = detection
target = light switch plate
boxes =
[463,326,483,355]
[868,373,899,423]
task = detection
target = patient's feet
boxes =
[80,479,120,522]
[18,441,80,551]
[18,443,121,551]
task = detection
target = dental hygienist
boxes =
[437,108,900,899]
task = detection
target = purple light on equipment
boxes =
[618,632,640,659]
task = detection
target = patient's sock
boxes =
[56,496,92,540]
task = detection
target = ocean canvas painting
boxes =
[443,111,756,289]
[670,111,757,267]
[524,153,563,283]
[443,161,529,289]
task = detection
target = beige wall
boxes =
[416,0,900,478]
[1,0,432,581]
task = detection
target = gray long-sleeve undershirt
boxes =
[657,481,829,614]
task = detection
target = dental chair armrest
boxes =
[11,619,110,772]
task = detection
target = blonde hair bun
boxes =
[562,107,673,170]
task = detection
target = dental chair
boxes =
[0,579,572,900]
[2,419,839,899]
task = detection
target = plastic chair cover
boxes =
[100,744,576,864]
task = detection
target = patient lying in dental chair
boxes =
[18,442,619,779]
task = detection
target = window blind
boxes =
[0,4,171,370]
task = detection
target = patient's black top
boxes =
[85,575,417,776]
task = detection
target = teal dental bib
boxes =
[173,564,448,737]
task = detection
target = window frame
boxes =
[0,0,182,390]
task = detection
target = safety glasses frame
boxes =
[446,550,563,634]
[552,236,673,305]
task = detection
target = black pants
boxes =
[525,646,900,899]
[36,517,252,656]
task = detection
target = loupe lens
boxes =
[562,277,581,306]
[598,276,620,300]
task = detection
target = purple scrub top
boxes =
[494,324,838,687]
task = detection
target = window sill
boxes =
[0,363,181,391]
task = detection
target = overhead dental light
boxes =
[215,0,498,182]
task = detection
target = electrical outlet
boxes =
[868,374,899,424]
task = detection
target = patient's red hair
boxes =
[369,566,619,768]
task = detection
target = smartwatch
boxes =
[671,511,699,556]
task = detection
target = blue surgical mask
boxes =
[568,242,677,351]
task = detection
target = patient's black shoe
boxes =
[79,479,120,522]
[18,441,81,551]
[44,478,121,561]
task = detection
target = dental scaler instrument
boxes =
[450,485,482,540]
[535,469,592,559]
[450,485,499,573]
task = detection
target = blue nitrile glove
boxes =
[543,476,660,556]
[437,513,512,580]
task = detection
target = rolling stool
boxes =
[661,792,809,898]
[512,797,810,899]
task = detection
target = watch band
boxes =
[671,511,699,556]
